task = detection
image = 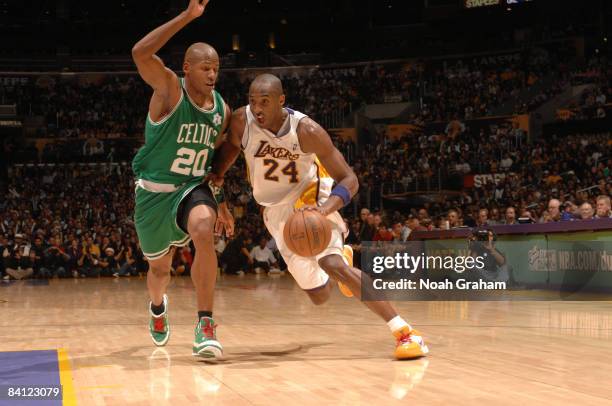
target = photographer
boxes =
[41,237,69,278]
[99,247,119,277]
[3,234,34,280]
[467,228,509,283]
[77,236,101,277]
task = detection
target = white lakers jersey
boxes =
[242,106,334,207]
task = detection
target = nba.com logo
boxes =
[528,246,557,272]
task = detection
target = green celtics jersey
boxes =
[132,78,226,185]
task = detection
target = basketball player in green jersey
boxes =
[131,0,232,358]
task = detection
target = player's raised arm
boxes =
[131,0,209,116]
[211,106,246,180]
[297,117,359,216]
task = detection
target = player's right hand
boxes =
[205,172,224,187]
[186,0,209,19]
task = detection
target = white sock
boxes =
[387,315,411,333]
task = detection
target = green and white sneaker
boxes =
[192,317,223,358]
[149,294,170,346]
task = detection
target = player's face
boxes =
[249,91,285,129]
[185,58,219,94]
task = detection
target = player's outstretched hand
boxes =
[186,0,210,20]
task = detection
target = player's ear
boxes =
[279,94,285,107]
[183,61,190,75]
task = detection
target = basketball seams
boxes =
[283,209,332,257]
[304,211,316,256]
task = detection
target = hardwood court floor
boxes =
[1,274,612,405]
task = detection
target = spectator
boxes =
[65,239,82,278]
[561,201,577,221]
[504,206,517,225]
[579,202,594,220]
[99,247,119,277]
[541,199,562,223]
[357,209,374,241]
[595,195,612,218]
[0,234,7,277]
[172,246,193,276]
[77,237,101,277]
[31,236,47,277]
[250,237,279,274]
[115,243,137,277]
[489,208,502,225]
[447,209,461,228]
[3,234,34,280]
[477,209,489,227]
[221,232,252,275]
[41,237,69,278]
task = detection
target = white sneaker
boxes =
[254,267,262,274]
[268,267,281,275]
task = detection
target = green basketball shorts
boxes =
[134,180,202,261]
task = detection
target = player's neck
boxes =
[266,109,288,134]
[184,79,214,109]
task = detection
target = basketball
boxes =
[283,209,332,257]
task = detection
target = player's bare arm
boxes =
[297,117,358,216]
[214,103,233,149]
[209,103,235,237]
[211,106,247,181]
[131,0,209,122]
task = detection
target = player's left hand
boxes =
[215,203,234,237]
[297,205,328,216]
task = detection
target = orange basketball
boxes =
[283,209,332,257]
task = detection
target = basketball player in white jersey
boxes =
[211,74,428,359]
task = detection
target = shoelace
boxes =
[153,317,166,333]
[397,331,414,345]
[201,321,217,339]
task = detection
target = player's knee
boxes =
[318,256,348,280]
[147,250,173,276]
[189,219,214,245]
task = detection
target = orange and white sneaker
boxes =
[393,327,429,359]
[338,245,354,297]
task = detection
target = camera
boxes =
[474,229,490,241]
[468,228,493,253]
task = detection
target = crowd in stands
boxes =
[3,46,594,141]
[1,50,611,280]
[556,57,611,120]
[1,123,609,280]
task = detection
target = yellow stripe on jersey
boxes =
[244,152,252,186]
[315,156,331,178]
[294,156,331,209]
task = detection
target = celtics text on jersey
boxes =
[132,78,226,186]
